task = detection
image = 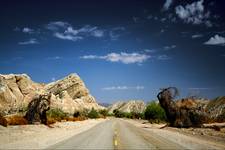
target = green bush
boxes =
[88,108,100,119]
[99,109,108,117]
[144,102,167,122]
[113,109,125,118]
[47,108,69,121]
[131,112,144,119]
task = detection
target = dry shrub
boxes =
[66,116,86,122]
[6,115,28,125]
[0,114,7,127]
[47,118,57,125]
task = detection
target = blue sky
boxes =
[0,0,225,103]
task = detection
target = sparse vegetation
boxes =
[144,101,167,123]
[112,109,144,119]
[99,109,108,118]
[87,108,100,119]
[6,115,28,125]
[47,108,69,121]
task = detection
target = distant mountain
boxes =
[99,103,111,108]
[108,100,145,114]
[0,73,104,115]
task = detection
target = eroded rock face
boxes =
[108,100,145,114]
[0,73,104,115]
[45,74,104,113]
[0,74,43,115]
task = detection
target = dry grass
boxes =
[0,115,7,127]
[47,118,57,125]
[6,115,28,125]
[46,116,87,125]
[65,116,86,122]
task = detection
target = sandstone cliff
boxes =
[108,100,145,114]
[0,73,103,115]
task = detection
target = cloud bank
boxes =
[81,52,151,64]
[102,86,144,91]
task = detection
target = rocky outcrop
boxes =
[206,96,225,122]
[0,74,44,115]
[0,73,103,115]
[108,100,145,114]
[45,74,104,113]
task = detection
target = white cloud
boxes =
[18,38,38,45]
[91,30,104,37]
[46,56,63,60]
[163,0,173,10]
[22,27,34,34]
[64,26,79,35]
[81,52,150,64]
[204,34,225,46]
[46,21,70,30]
[54,32,83,41]
[157,55,171,60]
[46,22,104,41]
[109,27,125,40]
[144,49,156,53]
[164,45,176,50]
[102,86,144,91]
[175,0,211,26]
[191,34,203,39]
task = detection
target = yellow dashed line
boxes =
[113,128,119,148]
[114,140,118,146]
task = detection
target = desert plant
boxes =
[73,111,81,118]
[88,108,100,119]
[99,109,108,118]
[144,102,167,122]
[6,115,28,125]
[130,111,144,119]
[47,108,69,121]
[113,109,124,118]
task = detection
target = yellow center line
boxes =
[113,128,119,148]
[114,139,118,146]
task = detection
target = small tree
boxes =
[144,102,167,122]
[113,109,124,118]
[99,109,108,118]
[88,108,99,119]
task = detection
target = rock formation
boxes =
[206,96,225,122]
[157,87,208,127]
[108,100,145,114]
[0,73,103,116]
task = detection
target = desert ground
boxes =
[1,118,225,149]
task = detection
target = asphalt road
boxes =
[49,118,184,149]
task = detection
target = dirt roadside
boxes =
[123,119,225,149]
[0,119,106,149]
